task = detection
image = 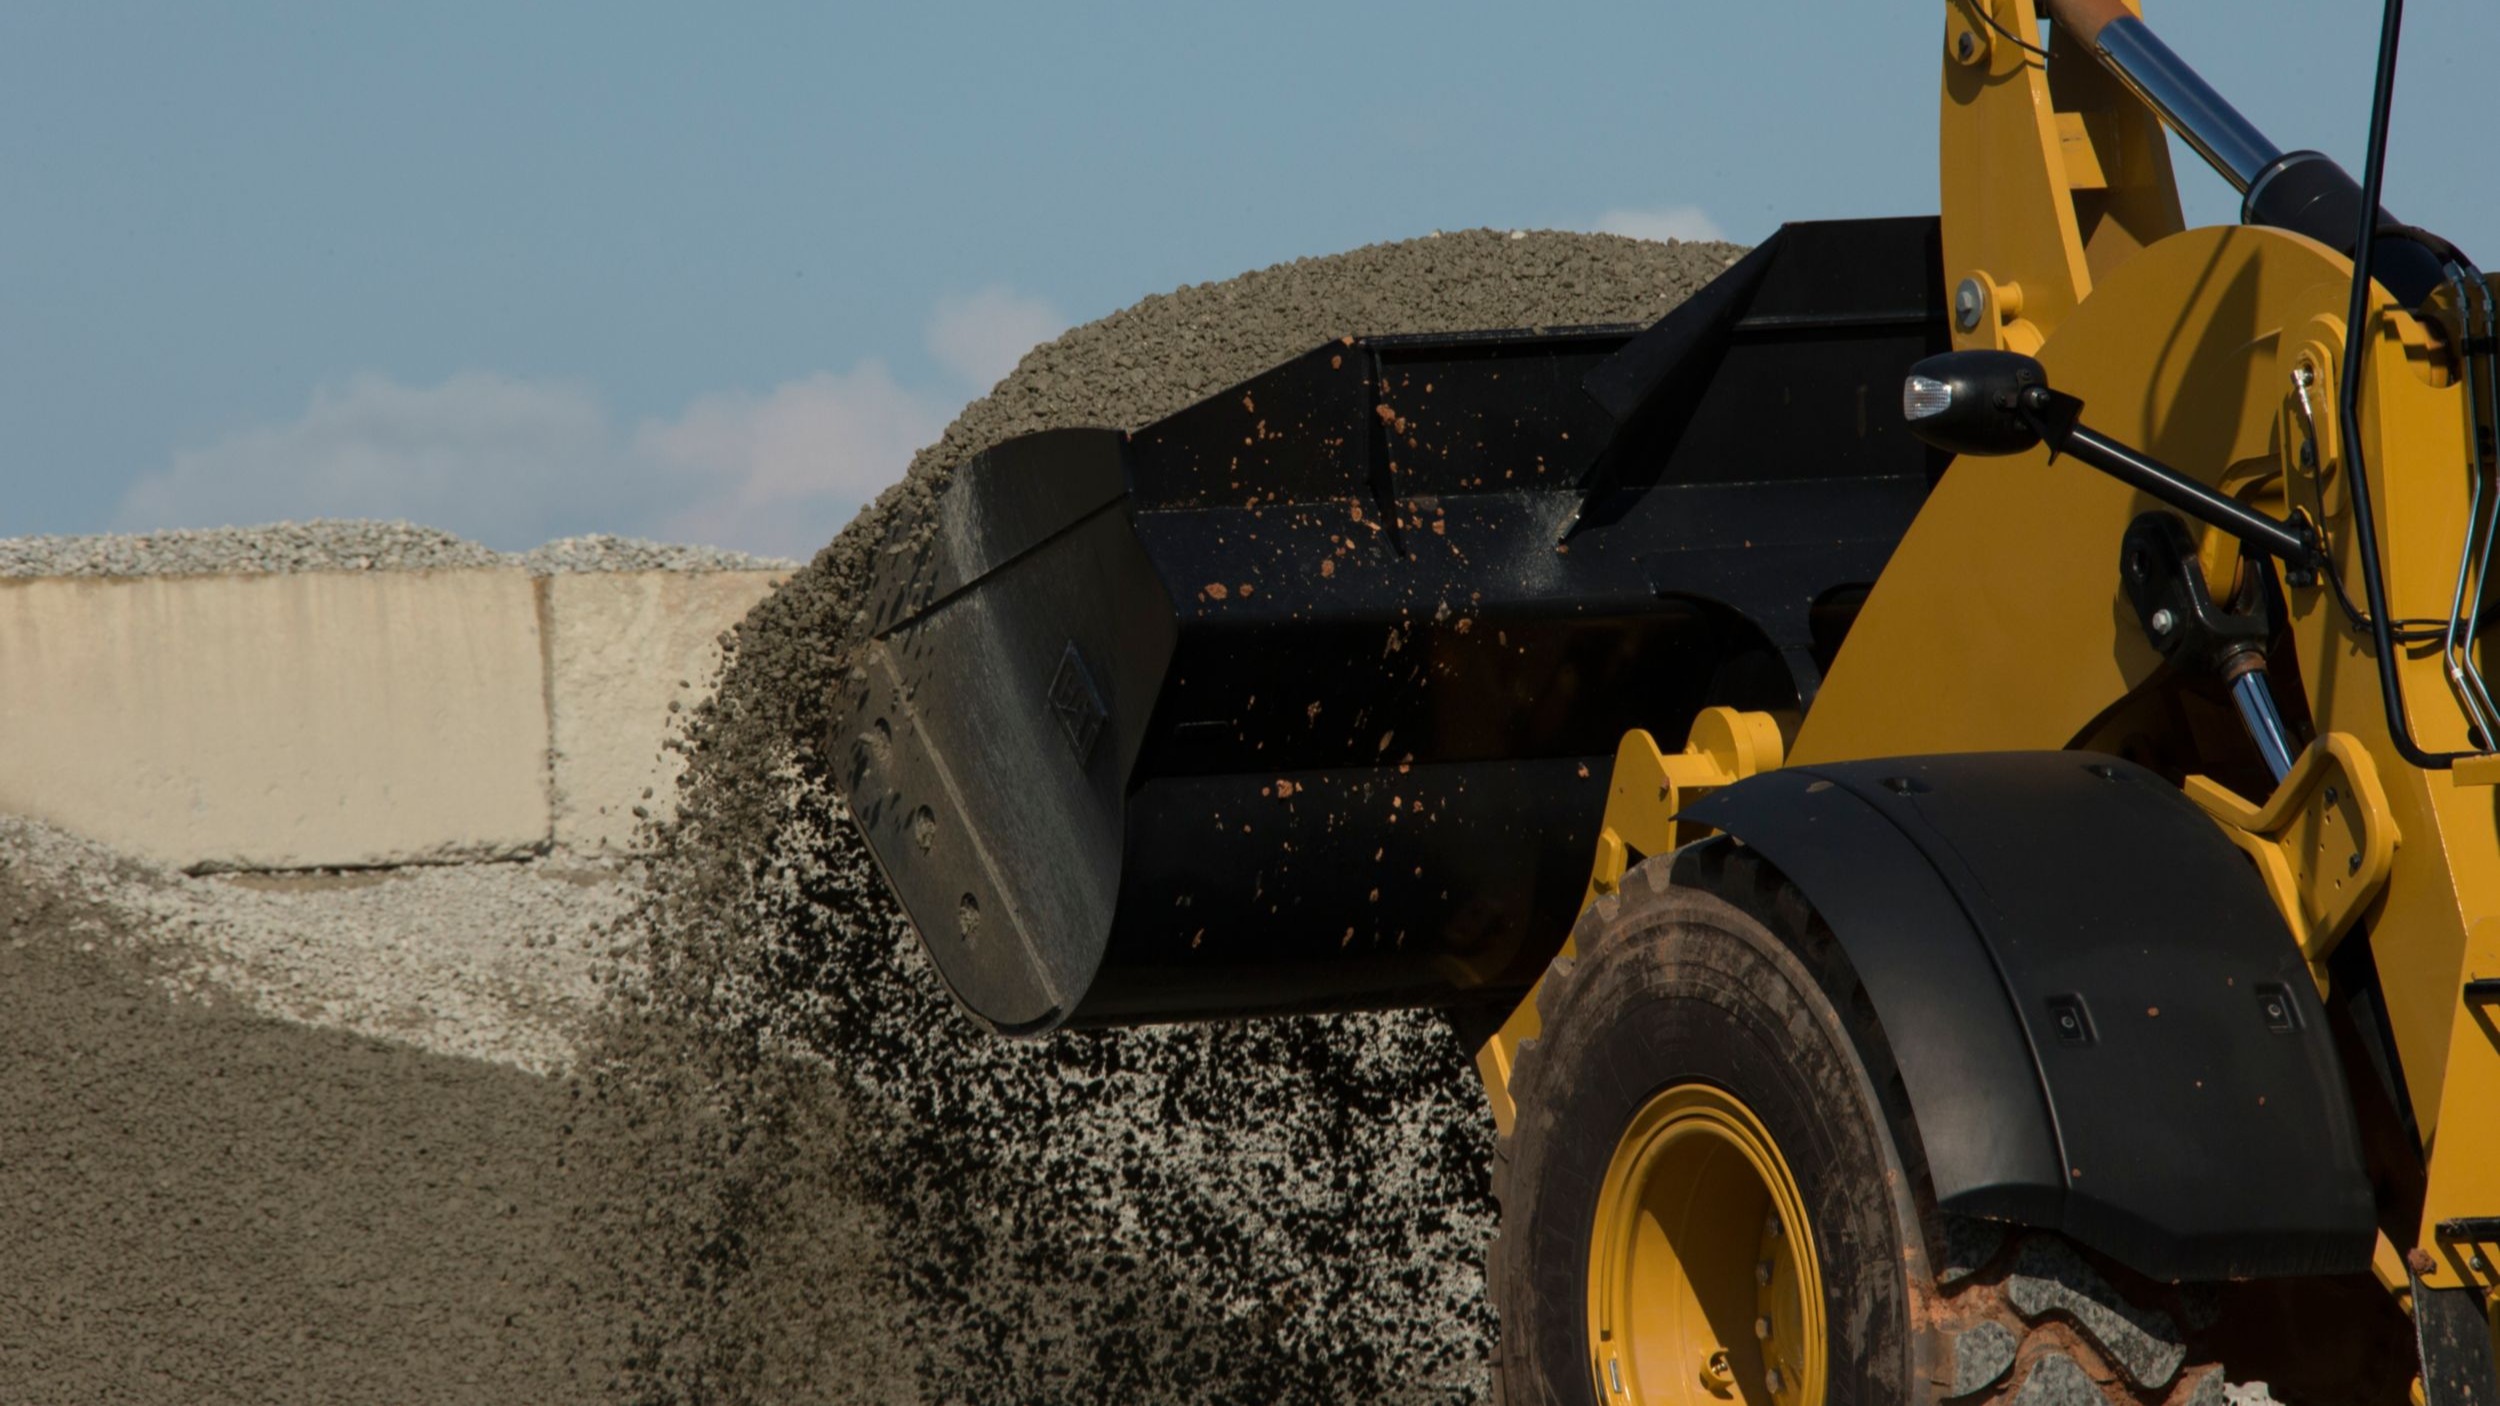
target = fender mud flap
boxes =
[1683,752,2378,1282]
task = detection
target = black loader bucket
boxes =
[835,217,1948,1033]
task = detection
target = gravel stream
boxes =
[599,227,1746,1405]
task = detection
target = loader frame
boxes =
[1484,0,2500,1339]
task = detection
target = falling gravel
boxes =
[592,228,1748,1405]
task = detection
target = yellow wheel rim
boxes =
[1585,1083,1826,1406]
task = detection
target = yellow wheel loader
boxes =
[834,1,2500,1401]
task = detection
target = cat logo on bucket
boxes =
[1048,643,1107,767]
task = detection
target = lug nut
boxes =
[1755,1316,1774,1341]
[1767,1366,1788,1395]
[1755,1260,1775,1287]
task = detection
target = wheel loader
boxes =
[832,0,2500,1401]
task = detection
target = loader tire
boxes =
[1485,840,2412,1406]
[1486,840,1932,1406]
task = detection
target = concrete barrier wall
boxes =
[0,567,783,870]
[544,571,783,854]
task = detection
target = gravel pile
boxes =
[519,534,795,575]
[0,816,637,1403]
[914,227,1743,482]
[0,813,625,1075]
[0,520,506,578]
[0,521,794,579]
[596,228,1749,1405]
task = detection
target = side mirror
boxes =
[1901,350,2078,457]
[1901,349,2318,567]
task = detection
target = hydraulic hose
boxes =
[2334,0,2458,768]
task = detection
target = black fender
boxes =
[1679,751,2375,1283]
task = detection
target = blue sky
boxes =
[7,2,2493,556]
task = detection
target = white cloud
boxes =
[114,285,1064,558]
[925,285,1066,391]
[638,364,949,559]
[113,371,652,549]
[116,367,949,560]
[1595,205,1727,244]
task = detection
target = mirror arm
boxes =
[2020,387,2320,568]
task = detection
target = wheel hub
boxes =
[1585,1083,1826,1406]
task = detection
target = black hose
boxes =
[2335,0,2460,767]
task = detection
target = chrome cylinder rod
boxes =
[2231,669,2298,783]
[2042,0,2282,192]
[2089,17,2283,193]
[2046,0,2443,306]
